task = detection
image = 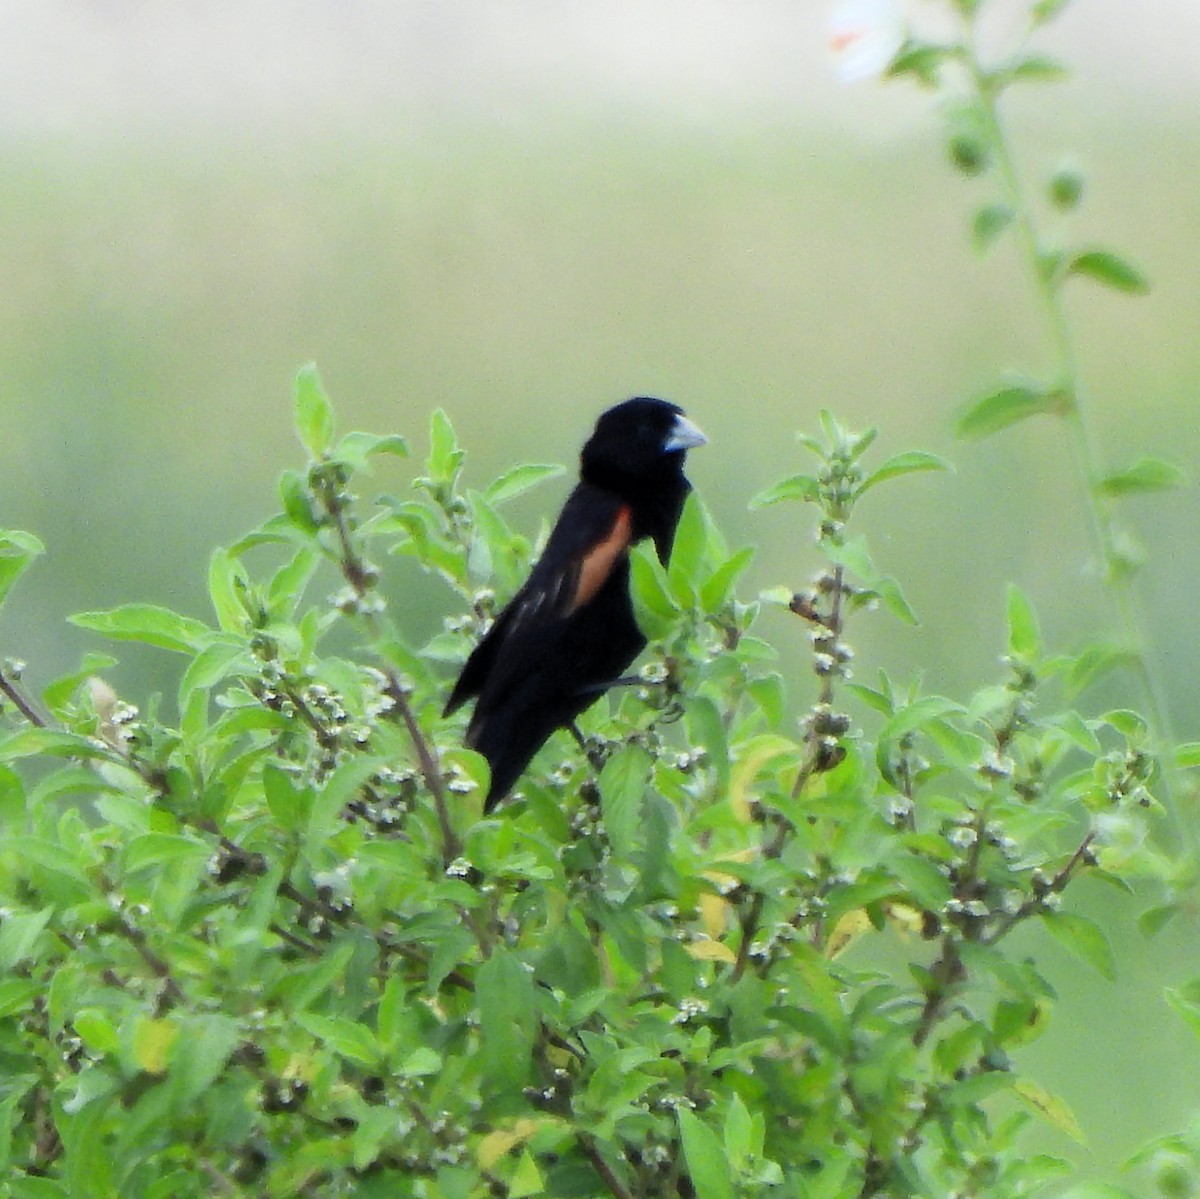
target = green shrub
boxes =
[0,373,1172,1198]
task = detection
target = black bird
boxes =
[444,397,706,809]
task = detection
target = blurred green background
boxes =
[2,1,1198,1183]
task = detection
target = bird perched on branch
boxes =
[445,396,706,809]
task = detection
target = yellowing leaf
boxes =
[886,903,925,937]
[686,939,737,964]
[826,910,872,958]
[133,1017,179,1075]
[703,848,756,896]
[478,1129,521,1170]
[699,892,731,940]
[477,1118,552,1170]
[1014,1078,1087,1144]
[729,735,803,822]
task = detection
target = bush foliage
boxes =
[3,3,1198,1196]
[0,372,1177,1198]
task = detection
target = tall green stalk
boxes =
[891,0,1193,865]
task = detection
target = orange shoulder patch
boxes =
[570,504,633,612]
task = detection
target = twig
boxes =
[0,668,46,727]
[577,1133,635,1199]
[386,675,459,863]
[312,465,461,864]
[983,831,1096,945]
[268,922,321,956]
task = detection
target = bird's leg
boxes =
[574,674,641,697]
[568,722,608,771]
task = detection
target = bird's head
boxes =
[580,397,706,492]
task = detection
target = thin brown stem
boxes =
[313,467,461,864]
[268,922,321,956]
[117,918,186,1008]
[0,669,46,727]
[577,1133,635,1199]
[983,831,1096,945]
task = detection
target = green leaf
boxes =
[1006,584,1041,659]
[263,762,312,832]
[1065,643,1139,698]
[0,529,45,610]
[265,548,320,618]
[69,604,212,654]
[858,450,952,495]
[824,535,877,583]
[687,694,730,795]
[427,409,465,487]
[294,362,335,458]
[1007,54,1069,83]
[873,576,918,626]
[177,638,248,710]
[1164,986,1200,1043]
[0,907,53,968]
[0,977,39,1019]
[1102,708,1149,740]
[169,1014,242,1105]
[1175,743,1200,770]
[73,1010,120,1056]
[678,1109,735,1199]
[207,547,250,633]
[1031,0,1073,24]
[0,728,114,764]
[1050,709,1102,755]
[8,1177,70,1198]
[377,974,406,1055]
[972,204,1014,251]
[1064,250,1150,295]
[1096,456,1186,498]
[295,1013,381,1068]
[507,1149,543,1199]
[483,463,566,506]
[723,1093,757,1170]
[476,948,537,1095]
[700,545,755,612]
[399,1046,442,1078]
[879,697,962,745]
[42,652,119,716]
[887,41,951,87]
[1139,903,1178,939]
[668,493,717,605]
[629,543,679,640]
[599,746,650,861]
[124,833,210,874]
[1041,911,1116,981]
[956,383,1071,440]
[334,430,410,473]
[306,756,384,849]
[279,468,319,533]
[748,474,819,510]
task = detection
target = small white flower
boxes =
[829,0,907,83]
[947,824,977,850]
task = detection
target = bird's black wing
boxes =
[443,482,634,717]
[444,482,649,806]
